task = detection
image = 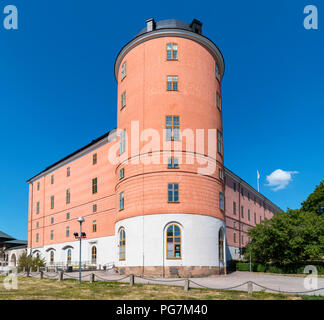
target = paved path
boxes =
[60,270,324,296]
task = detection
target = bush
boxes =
[18,252,45,272]
[234,260,324,275]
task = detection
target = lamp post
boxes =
[249,240,252,272]
[74,217,86,284]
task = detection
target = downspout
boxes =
[30,182,33,256]
[238,181,241,259]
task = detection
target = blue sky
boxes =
[0,0,323,240]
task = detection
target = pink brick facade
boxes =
[26,19,280,275]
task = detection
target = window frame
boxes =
[166,224,182,259]
[66,189,70,204]
[119,228,126,261]
[166,43,178,61]
[121,91,126,109]
[92,178,98,194]
[119,192,124,210]
[168,183,179,203]
[167,157,179,169]
[121,61,127,80]
[91,246,97,264]
[166,75,178,91]
[92,220,97,233]
[93,153,97,165]
[165,115,180,141]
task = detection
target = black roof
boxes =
[135,19,198,37]
[27,129,115,183]
[0,230,15,240]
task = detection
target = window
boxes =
[219,168,223,179]
[168,183,179,203]
[67,249,72,264]
[120,130,126,154]
[241,206,244,218]
[66,189,70,204]
[166,43,178,60]
[92,220,97,232]
[36,201,40,214]
[233,221,237,228]
[50,230,54,240]
[93,204,97,212]
[36,233,39,243]
[36,222,39,228]
[248,192,250,200]
[119,228,126,260]
[66,227,70,237]
[242,235,244,244]
[50,196,54,209]
[67,167,70,177]
[37,182,40,191]
[219,228,224,261]
[248,209,250,221]
[233,201,236,215]
[219,192,224,210]
[166,224,181,259]
[51,217,54,224]
[166,116,180,141]
[254,196,256,204]
[50,251,54,264]
[260,216,262,223]
[234,233,237,243]
[254,212,257,224]
[215,63,220,80]
[92,178,97,194]
[216,92,221,109]
[233,182,236,192]
[217,130,223,155]
[120,168,125,179]
[167,76,178,91]
[51,175,54,184]
[168,157,179,169]
[121,91,126,109]
[66,212,70,220]
[121,61,127,80]
[120,192,124,210]
[91,246,97,264]
[241,187,244,196]
[93,153,97,165]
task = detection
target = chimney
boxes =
[146,18,155,32]
[190,19,203,35]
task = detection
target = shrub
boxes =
[17,252,45,272]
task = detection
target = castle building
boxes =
[27,19,281,277]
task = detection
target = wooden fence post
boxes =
[129,274,135,286]
[184,279,190,291]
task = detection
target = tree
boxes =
[18,252,45,272]
[301,180,324,214]
[244,183,324,266]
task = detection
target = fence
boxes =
[0,269,324,296]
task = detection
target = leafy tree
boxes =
[301,180,324,214]
[18,252,45,272]
[244,209,324,265]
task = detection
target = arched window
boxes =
[67,249,72,264]
[50,251,54,264]
[91,246,97,264]
[219,228,224,261]
[166,224,181,259]
[119,228,126,261]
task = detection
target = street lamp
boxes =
[74,217,86,284]
[248,240,252,272]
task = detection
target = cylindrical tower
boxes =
[114,18,226,277]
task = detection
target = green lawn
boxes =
[0,276,322,300]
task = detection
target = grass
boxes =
[0,276,322,300]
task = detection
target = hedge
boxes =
[234,261,324,275]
